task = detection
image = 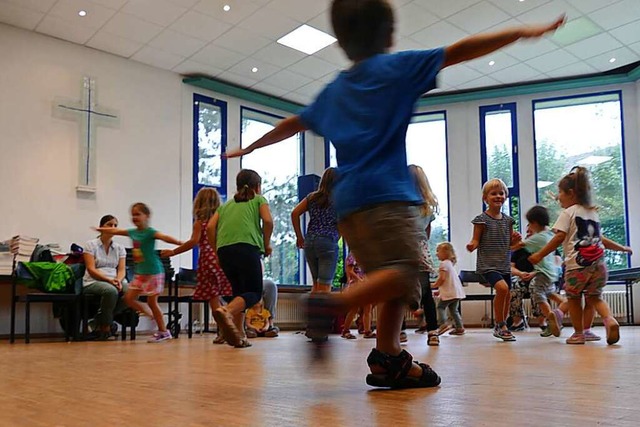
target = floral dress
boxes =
[193,220,232,300]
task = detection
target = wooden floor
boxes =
[1,327,639,427]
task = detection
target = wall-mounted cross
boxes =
[53,77,119,193]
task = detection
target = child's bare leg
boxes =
[494,281,510,326]
[583,299,596,330]
[312,282,331,294]
[232,311,246,338]
[585,295,612,319]
[538,301,552,317]
[147,295,167,331]
[224,296,247,315]
[124,289,153,318]
[335,269,410,309]
[362,304,373,332]
[567,298,584,334]
[209,296,222,312]
[371,300,423,378]
[343,308,358,332]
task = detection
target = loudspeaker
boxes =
[297,174,321,202]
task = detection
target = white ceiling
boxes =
[2,0,639,105]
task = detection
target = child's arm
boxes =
[225,116,308,158]
[466,223,484,252]
[511,264,534,282]
[93,227,129,237]
[206,212,220,251]
[155,231,182,246]
[529,231,566,265]
[291,198,309,249]
[432,270,447,289]
[260,203,274,256]
[602,237,633,254]
[443,16,565,68]
[345,263,360,284]
[161,222,200,258]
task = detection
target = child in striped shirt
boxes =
[467,178,519,342]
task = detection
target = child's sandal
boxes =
[365,348,441,389]
[363,330,377,339]
[234,338,252,348]
[341,330,356,339]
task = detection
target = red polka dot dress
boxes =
[193,220,232,300]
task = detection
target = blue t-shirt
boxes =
[300,49,445,218]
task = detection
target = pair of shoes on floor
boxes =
[583,329,601,341]
[147,330,172,343]
[427,332,439,346]
[540,327,553,337]
[341,329,356,339]
[547,309,564,337]
[566,333,585,344]
[493,324,516,341]
[86,330,111,341]
[508,321,527,332]
[212,307,251,348]
[365,348,440,389]
[435,324,452,336]
[603,316,620,345]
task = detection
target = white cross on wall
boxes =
[53,77,119,193]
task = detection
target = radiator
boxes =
[523,290,627,319]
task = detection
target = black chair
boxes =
[175,268,212,338]
[458,270,494,327]
[10,262,82,344]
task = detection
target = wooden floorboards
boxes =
[1,327,639,427]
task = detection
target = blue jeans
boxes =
[304,235,338,285]
[437,298,463,329]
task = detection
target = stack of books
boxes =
[0,241,12,275]
[10,235,39,264]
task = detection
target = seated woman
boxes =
[83,214,128,340]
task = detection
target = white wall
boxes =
[1,22,639,335]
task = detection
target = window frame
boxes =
[408,110,452,243]
[479,102,521,230]
[239,106,306,285]
[531,90,631,269]
[192,93,228,199]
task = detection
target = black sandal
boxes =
[365,348,441,389]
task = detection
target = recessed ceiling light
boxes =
[78,10,87,17]
[489,60,496,66]
[251,67,258,73]
[277,24,337,55]
[223,5,231,12]
[609,57,616,63]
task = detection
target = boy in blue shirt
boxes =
[226,0,564,389]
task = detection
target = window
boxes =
[533,92,628,270]
[241,107,304,284]
[480,103,520,230]
[193,94,227,197]
[406,112,450,250]
[193,95,227,266]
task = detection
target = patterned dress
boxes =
[193,220,232,300]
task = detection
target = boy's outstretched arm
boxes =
[225,116,308,158]
[443,15,565,69]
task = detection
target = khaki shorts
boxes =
[338,203,423,309]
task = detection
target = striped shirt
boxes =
[472,212,514,274]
